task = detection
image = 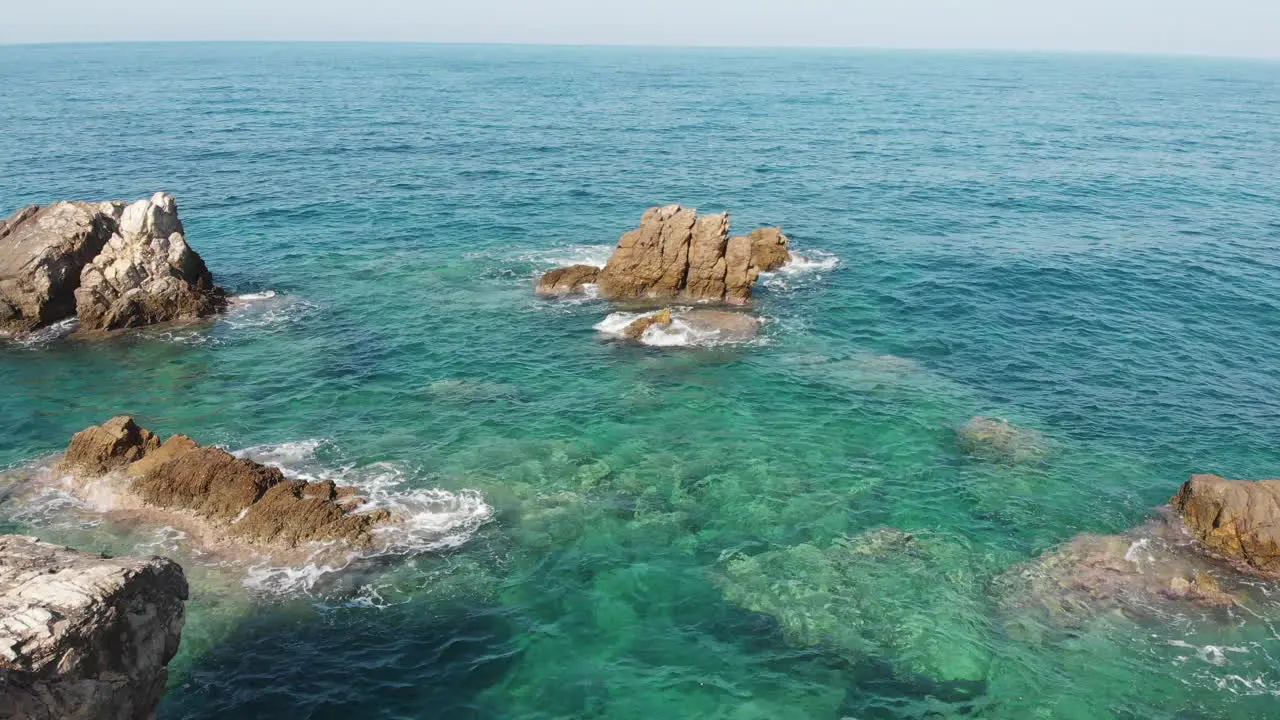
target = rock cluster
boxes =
[61,417,391,550]
[1171,474,1280,575]
[0,535,187,720]
[537,205,790,304]
[0,193,225,335]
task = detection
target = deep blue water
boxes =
[1,43,1279,719]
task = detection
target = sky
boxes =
[2,0,1278,58]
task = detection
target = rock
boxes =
[0,202,117,333]
[747,227,791,272]
[956,416,1049,463]
[0,535,187,720]
[1171,474,1280,575]
[992,516,1239,629]
[620,307,673,340]
[75,193,226,331]
[61,416,161,475]
[535,264,600,297]
[678,309,761,341]
[59,418,392,551]
[588,205,788,304]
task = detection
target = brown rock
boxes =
[679,309,761,341]
[956,416,1049,464]
[232,480,385,548]
[747,227,791,272]
[61,416,160,475]
[722,234,758,304]
[598,205,697,300]
[0,202,118,333]
[132,446,283,523]
[535,264,600,297]
[127,434,199,477]
[620,308,673,340]
[1171,474,1280,575]
[683,212,731,300]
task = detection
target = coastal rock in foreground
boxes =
[598,307,762,345]
[540,205,790,304]
[0,202,116,333]
[0,193,226,336]
[534,264,600,297]
[61,417,391,550]
[0,535,187,720]
[1172,474,1280,575]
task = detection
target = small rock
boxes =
[1171,474,1280,575]
[535,264,600,297]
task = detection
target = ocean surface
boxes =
[2,43,1279,719]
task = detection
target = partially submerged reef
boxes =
[58,416,394,560]
[0,193,226,337]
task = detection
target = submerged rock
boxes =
[0,193,226,337]
[992,515,1239,630]
[534,264,600,297]
[0,535,187,720]
[598,307,762,345]
[719,528,993,684]
[60,417,394,551]
[1172,474,1280,575]
[956,416,1049,464]
[540,205,790,304]
[621,307,672,339]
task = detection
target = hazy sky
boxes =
[3,0,1278,58]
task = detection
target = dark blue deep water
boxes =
[1,44,1279,719]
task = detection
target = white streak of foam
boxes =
[232,440,493,597]
[761,249,839,291]
[594,309,754,348]
[518,244,614,269]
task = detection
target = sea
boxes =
[1,43,1278,719]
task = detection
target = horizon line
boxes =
[1,39,1277,62]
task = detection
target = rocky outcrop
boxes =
[534,265,600,297]
[61,417,392,550]
[0,193,225,336]
[621,308,672,339]
[0,202,117,333]
[1171,474,1280,575]
[0,535,187,720]
[74,193,226,331]
[599,307,762,344]
[541,205,789,304]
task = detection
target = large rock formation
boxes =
[60,417,390,550]
[541,205,790,304]
[0,535,187,720]
[0,193,225,336]
[0,202,117,333]
[1171,474,1280,575]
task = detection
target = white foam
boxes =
[10,318,78,347]
[222,291,318,331]
[233,290,278,302]
[232,440,493,596]
[761,249,839,291]
[595,309,762,348]
[519,244,614,269]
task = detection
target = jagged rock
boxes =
[621,307,673,339]
[61,416,161,476]
[584,205,788,304]
[75,193,226,331]
[1171,474,1280,575]
[60,418,392,550]
[535,264,600,297]
[0,202,118,333]
[956,416,1049,463]
[0,535,187,720]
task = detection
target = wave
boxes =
[222,290,320,331]
[594,308,764,348]
[232,440,494,596]
[516,244,614,270]
[761,249,840,291]
[6,318,78,348]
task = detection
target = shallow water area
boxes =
[2,44,1280,719]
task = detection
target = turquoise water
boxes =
[2,43,1280,719]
